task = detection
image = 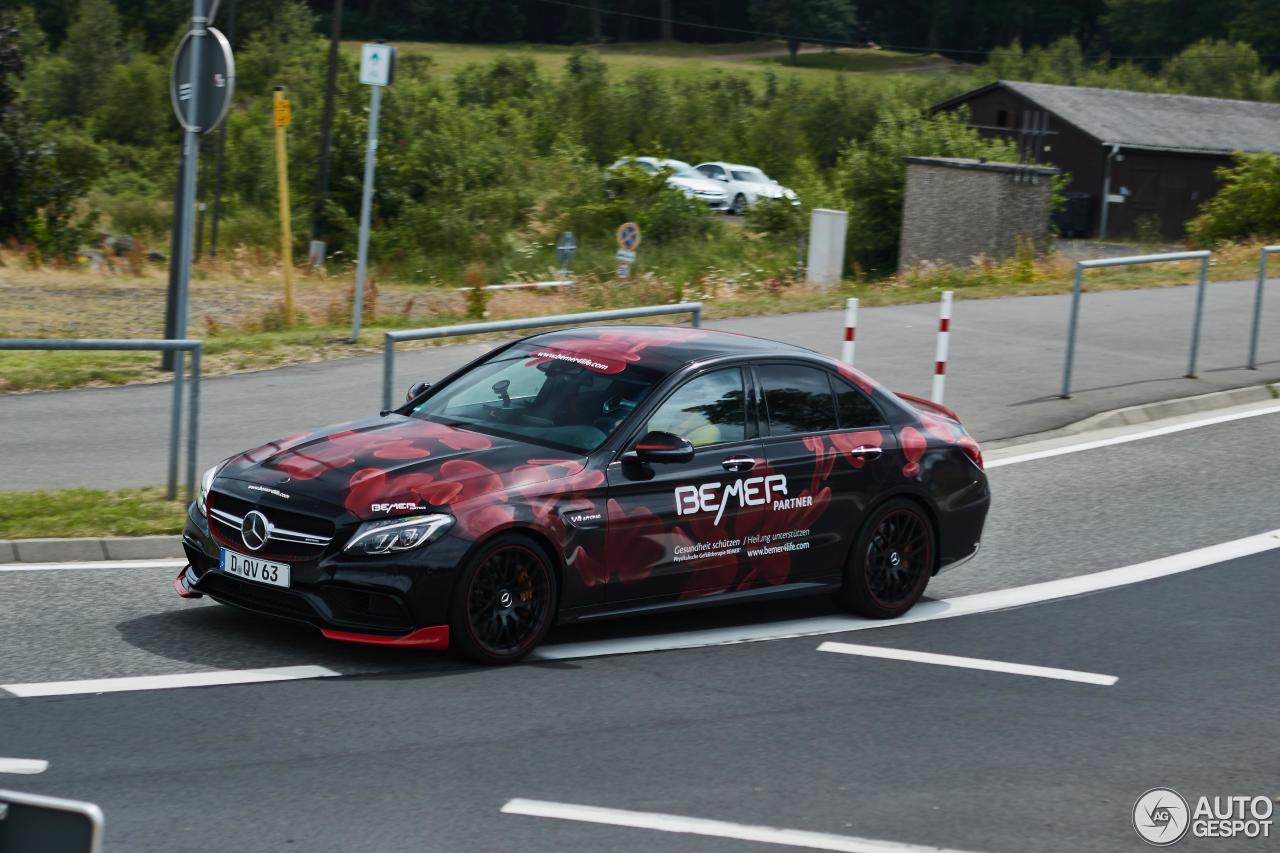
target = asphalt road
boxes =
[3,279,1279,489]
[2,409,1277,852]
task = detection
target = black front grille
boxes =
[208,490,337,561]
[199,572,319,621]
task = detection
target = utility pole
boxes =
[309,0,343,266]
[273,86,296,326]
[208,0,235,257]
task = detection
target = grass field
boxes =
[342,39,963,81]
[0,486,186,539]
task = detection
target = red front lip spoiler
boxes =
[174,566,203,598]
[321,625,450,649]
[174,566,448,649]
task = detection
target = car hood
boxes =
[217,416,589,521]
[669,176,726,194]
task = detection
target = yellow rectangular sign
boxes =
[274,98,292,127]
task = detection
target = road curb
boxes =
[985,382,1280,452]
[0,535,183,564]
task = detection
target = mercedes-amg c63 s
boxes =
[176,326,989,663]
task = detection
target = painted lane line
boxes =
[533,528,1280,661]
[501,799,983,853]
[2,665,340,699]
[817,642,1117,686]
[0,758,49,774]
[986,402,1280,468]
[0,558,185,573]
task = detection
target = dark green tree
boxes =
[747,0,857,61]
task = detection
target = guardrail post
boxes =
[167,350,184,499]
[382,332,395,412]
[187,344,201,503]
[1060,262,1086,398]
[1187,254,1209,378]
[691,304,701,328]
[1249,247,1277,370]
[841,297,858,366]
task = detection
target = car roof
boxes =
[519,325,823,374]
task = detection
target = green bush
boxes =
[834,107,1018,275]
[1188,152,1280,245]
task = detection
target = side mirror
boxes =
[629,430,695,465]
[716,175,729,182]
[405,381,431,402]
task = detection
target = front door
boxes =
[604,366,768,602]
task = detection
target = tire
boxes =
[838,499,935,619]
[449,534,556,665]
[730,193,747,215]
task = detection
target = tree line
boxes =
[12,0,1280,64]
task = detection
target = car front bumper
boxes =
[178,502,459,648]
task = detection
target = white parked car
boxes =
[694,162,798,214]
[611,157,729,211]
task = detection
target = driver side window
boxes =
[645,368,745,448]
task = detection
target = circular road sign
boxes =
[616,222,641,251]
[170,26,235,134]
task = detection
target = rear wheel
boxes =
[450,535,556,665]
[838,499,935,619]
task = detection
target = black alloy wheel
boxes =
[451,535,556,664]
[731,193,747,215]
[839,499,935,619]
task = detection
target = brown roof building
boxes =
[934,80,1280,240]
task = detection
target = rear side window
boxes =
[756,364,838,436]
[834,378,884,429]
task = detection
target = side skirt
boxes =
[564,580,839,624]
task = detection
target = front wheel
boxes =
[838,499,935,619]
[730,193,747,215]
[450,535,556,664]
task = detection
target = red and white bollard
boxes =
[841,297,858,366]
[931,290,953,404]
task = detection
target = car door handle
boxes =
[721,456,757,472]
[850,445,882,460]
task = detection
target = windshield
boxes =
[731,168,769,183]
[410,343,664,453]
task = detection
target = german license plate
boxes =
[219,547,291,588]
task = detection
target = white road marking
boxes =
[2,665,341,698]
[0,558,185,573]
[816,641,1117,686]
[0,758,49,774]
[501,798,983,853]
[532,528,1280,661]
[986,402,1280,468]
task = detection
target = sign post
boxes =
[352,41,396,342]
[615,221,641,279]
[273,86,295,326]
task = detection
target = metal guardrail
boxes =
[381,303,703,410]
[1249,246,1280,370]
[0,339,202,501]
[1060,250,1210,399]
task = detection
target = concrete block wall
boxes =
[899,157,1058,272]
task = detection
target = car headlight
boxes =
[344,514,454,555]
[196,464,220,513]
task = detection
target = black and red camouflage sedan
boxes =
[176,325,989,664]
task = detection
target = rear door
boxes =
[754,361,896,584]
[604,366,768,602]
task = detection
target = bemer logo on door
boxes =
[674,474,789,525]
